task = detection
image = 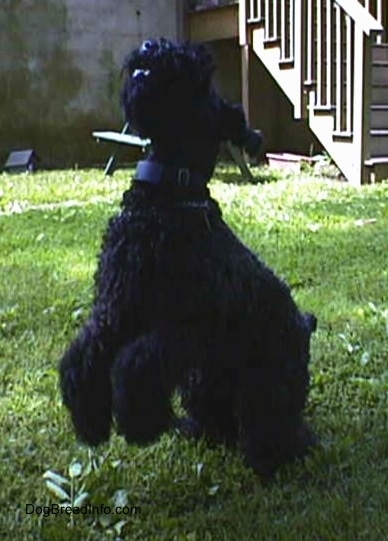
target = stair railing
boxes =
[307,1,382,130]
[360,0,383,26]
[241,0,383,183]
[239,0,304,117]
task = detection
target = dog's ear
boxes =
[218,102,246,142]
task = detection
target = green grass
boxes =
[0,167,387,540]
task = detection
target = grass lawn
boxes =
[0,166,387,540]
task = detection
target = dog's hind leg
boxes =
[238,313,318,481]
[238,372,316,481]
[179,369,239,448]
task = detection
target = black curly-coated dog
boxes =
[59,38,318,480]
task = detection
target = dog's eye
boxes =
[140,40,155,53]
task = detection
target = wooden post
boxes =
[241,44,250,120]
[352,27,372,184]
[239,0,247,46]
[176,0,188,40]
[294,0,303,118]
[239,1,250,120]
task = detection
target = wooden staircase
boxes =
[239,0,388,184]
[369,43,388,175]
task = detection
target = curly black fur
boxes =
[59,39,317,480]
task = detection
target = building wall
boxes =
[0,0,182,168]
[0,0,321,169]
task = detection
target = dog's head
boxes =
[121,39,262,159]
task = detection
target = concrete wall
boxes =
[0,0,182,168]
[0,0,320,169]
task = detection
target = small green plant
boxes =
[42,450,133,537]
[43,460,90,528]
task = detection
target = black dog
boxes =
[59,39,317,480]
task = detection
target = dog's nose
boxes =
[244,129,263,158]
[140,40,155,53]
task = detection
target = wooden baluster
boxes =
[326,0,332,107]
[335,4,342,132]
[290,0,294,60]
[306,0,314,85]
[294,0,302,118]
[264,0,269,38]
[345,14,353,133]
[272,0,278,40]
[280,0,286,59]
[317,0,323,106]
[376,0,382,23]
[249,0,255,20]
[376,0,382,43]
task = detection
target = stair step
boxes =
[263,37,280,47]
[373,44,388,62]
[372,61,388,85]
[370,129,388,135]
[365,156,388,166]
[364,156,388,182]
[370,129,388,156]
[371,105,388,129]
[372,83,388,105]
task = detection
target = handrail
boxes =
[334,0,383,36]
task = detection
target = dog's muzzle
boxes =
[305,313,317,333]
[244,129,263,157]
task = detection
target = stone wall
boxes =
[0,0,182,168]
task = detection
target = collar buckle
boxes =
[177,168,190,186]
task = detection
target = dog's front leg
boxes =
[111,326,202,445]
[59,212,135,446]
[59,308,119,446]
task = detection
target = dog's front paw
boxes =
[59,334,112,446]
[243,421,319,482]
[174,417,203,440]
[111,338,173,445]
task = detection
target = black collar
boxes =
[135,160,210,187]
